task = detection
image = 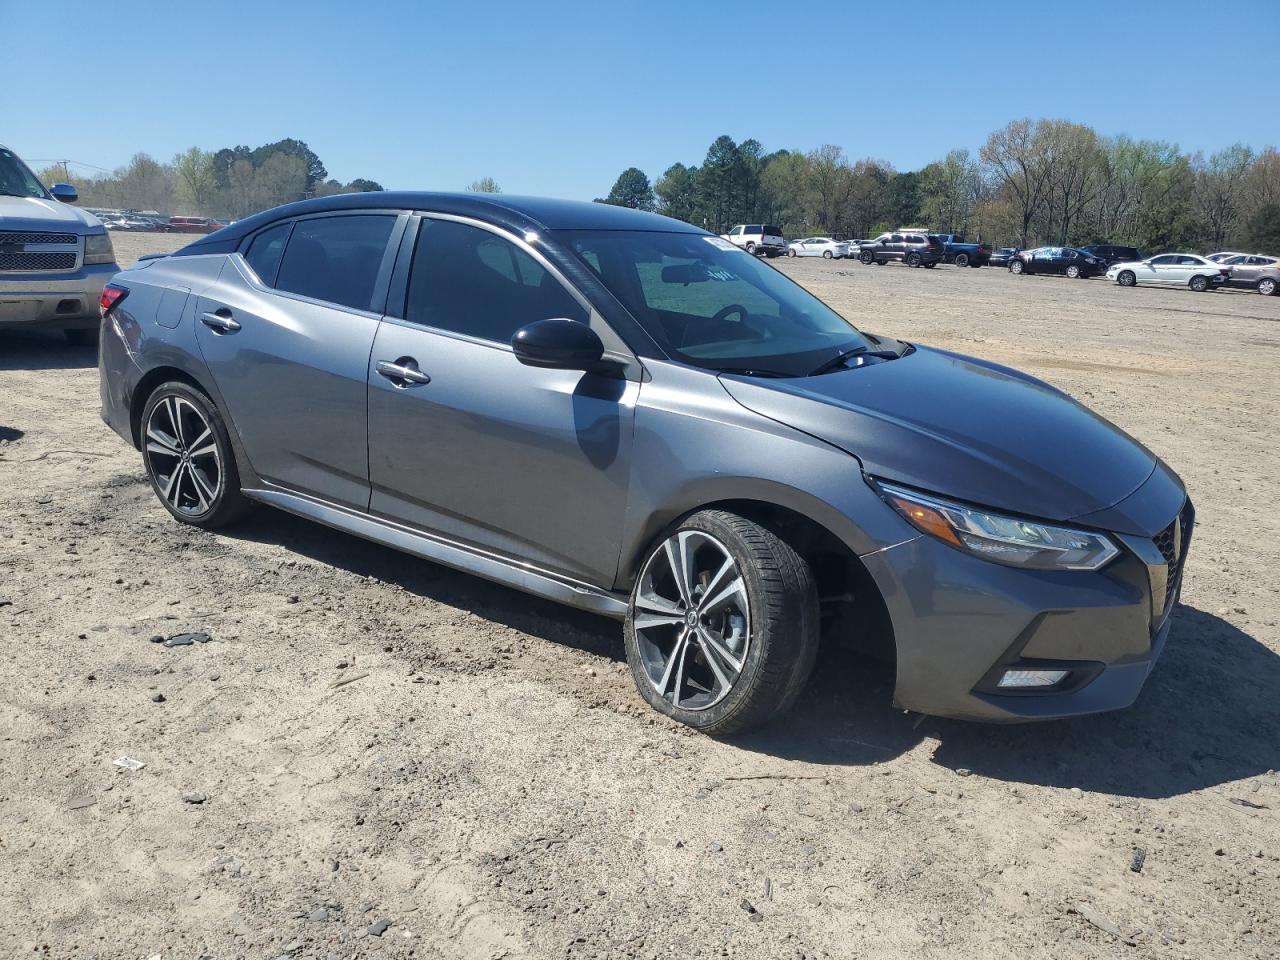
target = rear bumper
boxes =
[99,308,143,447]
[0,262,118,328]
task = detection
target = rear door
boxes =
[194,212,403,508]
[365,215,639,586]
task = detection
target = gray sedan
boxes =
[99,193,1192,734]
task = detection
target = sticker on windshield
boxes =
[704,237,740,253]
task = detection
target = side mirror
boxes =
[50,183,79,203]
[512,318,604,371]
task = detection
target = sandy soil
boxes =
[1,234,1278,959]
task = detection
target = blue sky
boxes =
[5,0,1276,198]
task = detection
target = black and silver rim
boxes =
[145,396,222,515]
[633,531,751,711]
[1119,271,1134,286]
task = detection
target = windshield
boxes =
[564,230,872,376]
[0,148,50,199]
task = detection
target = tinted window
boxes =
[244,222,291,286]
[1150,255,1176,265]
[275,215,395,311]
[406,218,586,343]
[1177,255,1201,265]
[764,225,782,236]
[729,226,743,236]
[746,225,762,234]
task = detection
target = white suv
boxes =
[722,224,786,258]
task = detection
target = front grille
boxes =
[0,251,78,271]
[1154,499,1195,612]
[0,231,78,246]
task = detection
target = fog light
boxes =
[998,669,1069,689]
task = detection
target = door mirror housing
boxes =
[50,183,79,203]
[511,318,605,370]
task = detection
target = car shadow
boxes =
[207,506,1279,800]
[0,330,98,371]
[223,505,625,664]
[732,603,1280,800]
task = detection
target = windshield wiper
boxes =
[807,346,905,377]
[710,365,797,379]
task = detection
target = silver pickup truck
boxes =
[1,144,119,343]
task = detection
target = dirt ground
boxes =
[2,232,1278,960]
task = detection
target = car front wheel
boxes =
[1009,260,1024,274]
[1117,270,1136,287]
[624,510,819,736]
[140,381,251,529]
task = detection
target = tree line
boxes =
[597,120,1280,253]
[38,139,386,219]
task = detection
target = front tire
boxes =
[624,510,819,736]
[140,381,251,529]
[745,243,757,256]
[1009,260,1024,275]
[1117,270,1136,287]
[1066,264,1081,279]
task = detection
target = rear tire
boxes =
[1117,270,1136,287]
[1189,275,1209,292]
[823,250,833,259]
[624,510,819,736]
[906,252,922,267]
[1259,277,1278,296]
[954,253,970,268]
[140,381,252,529]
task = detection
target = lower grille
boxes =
[0,251,78,272]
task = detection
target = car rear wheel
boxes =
[624,510,819,736]
[954,253,970,268]
[140,381,251,529]
[1009,260,1024,275]
[1189,275,1209,292]
[1259,277,1278,296]
[823,250,833,259]
[1117,270,1136,287]
[906,252,922,267]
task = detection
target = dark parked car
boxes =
[1009,247,1106,278]
[932,234,992,268]
[99,192,1192,735]
[1081,244,1143,268]
[989,247,1018,268]
[858,231,944,267]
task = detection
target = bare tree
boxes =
[466,177,502,193]
[980,119,1053,248]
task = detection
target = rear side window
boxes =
[746,225,762,234]
[244,222,291,286]
[274,215,395,312]
[406,218,586,343]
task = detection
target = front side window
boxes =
[565,231,872,376]
[0,148,49,199]
[729,226,743,236]
[274,215,395,311]
[406,218,586,343]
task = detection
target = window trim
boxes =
[235,209,408,316]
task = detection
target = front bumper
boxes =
[0,262,118,329]
[862,496,1191,722]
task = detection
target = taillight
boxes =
[100,283,128,317]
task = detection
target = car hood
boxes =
[0,195,103,233]
[719,345,1159,526]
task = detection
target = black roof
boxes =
[179,192,704,254]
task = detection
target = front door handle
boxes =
[376,358,431,386]
[200,310,241,333]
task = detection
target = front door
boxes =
[194,212,402,508]
[366,216,637,587]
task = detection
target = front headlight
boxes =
[876,481,1119,571]
[83,232,116,265]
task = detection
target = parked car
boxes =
[99,192,1193,735]
[1106,254,1230,292]
[168,216,221,234]
[988,247,1018,268]
[1220,254,1279,294]
[1080,244,1143,268]
[0,142,119,343]
[1008,247,1105,278]
[931,234,992,268]
[858,231,944,267]
[1206,251,1247,264]
[787,237,849,259]
[722,223,786,258]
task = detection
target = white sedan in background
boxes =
[787,237,850,259]
[1107,253,1231,292]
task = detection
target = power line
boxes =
[25,158,115,173]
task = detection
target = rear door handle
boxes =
[200,311,241,333]
[375,358,431,386]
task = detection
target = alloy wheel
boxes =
[1118,270,1135,287]
[1259,278,1276,296]
[144,395,223,516]
[632,531,751,711]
